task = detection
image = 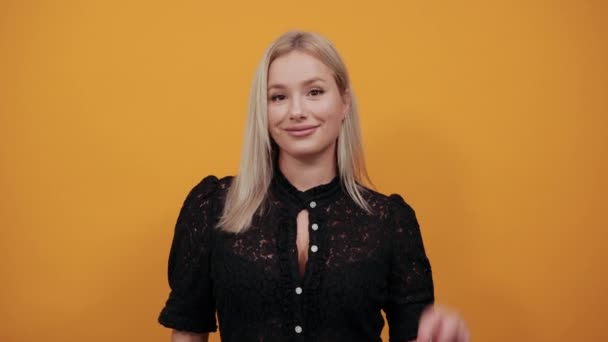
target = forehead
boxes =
[268,50,333,85]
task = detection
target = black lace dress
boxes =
[158,169,434,342]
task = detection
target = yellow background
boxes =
[1,1,606,341]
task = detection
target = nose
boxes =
[288,96,306,120]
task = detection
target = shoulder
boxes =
[357,185,418,225]
[359,185,415,213]
[183,175,234,206]
[189,175,234,195]
[175,175,234,230]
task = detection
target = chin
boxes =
[284,147,322,159]
[278,141,333,160]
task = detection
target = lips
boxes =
[285,125,319,137]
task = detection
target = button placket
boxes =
[294,198,321,338]
[308,201,319,254]
[271,170,343,340]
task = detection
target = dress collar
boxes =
[270,165,343,210]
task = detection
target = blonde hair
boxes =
[218,30,372,234]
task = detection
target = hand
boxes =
[415,304,470,342]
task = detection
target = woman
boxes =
[158,31,470,342]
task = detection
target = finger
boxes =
[440,316,470,342]
[417,307,441,342]
[457,319,470,342]
[416,306,435,341]
[448,314,469,342]
[434,314,460,342]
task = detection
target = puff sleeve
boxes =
[383,194,435,342]
[158,176,220,333]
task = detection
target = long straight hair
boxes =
[218,31,372,234]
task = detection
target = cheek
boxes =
[323,118,343,140]
[314,98,345,125]
[267,107,284,140]
[314,106,344,141]
[267,106,280,124]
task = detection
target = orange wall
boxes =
[1,1,606,341]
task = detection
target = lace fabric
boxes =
[158,170,434,342]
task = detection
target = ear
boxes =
[341,89,351,120]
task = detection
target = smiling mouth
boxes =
[285,125,319,137]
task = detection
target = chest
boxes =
[210,208,391,310]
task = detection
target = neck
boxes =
[278,148,337,192]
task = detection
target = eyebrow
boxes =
[267,77,326,90]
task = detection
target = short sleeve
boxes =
[158,175,220,333]
[383,194,435,342]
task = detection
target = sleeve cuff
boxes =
[158,307,218,333]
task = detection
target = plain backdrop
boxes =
[0,0,606,341]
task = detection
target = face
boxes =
[267,50,349,161]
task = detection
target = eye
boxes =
[308,88,325,96]
[270,94,286,102]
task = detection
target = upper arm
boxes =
[158,176,220,334]
[383,194,435,342]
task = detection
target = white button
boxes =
[310,245,318,253]
[295,325,302,334]
[311,223,319,231]
[309,201,317,208]
[295,287,303,295]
